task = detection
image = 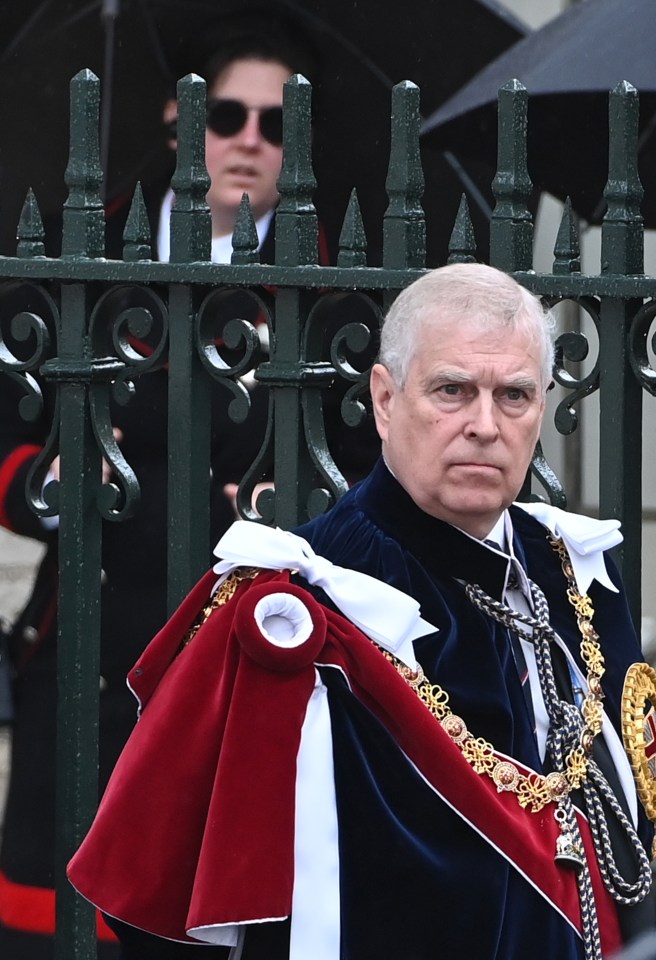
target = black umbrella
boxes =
[0,0,528,261]
[421,0,656,227]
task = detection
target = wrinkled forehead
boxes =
[408,309,546,379]
[419,306,546,355]
[421,303,522,332]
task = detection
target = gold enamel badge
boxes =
[622,662,656,822]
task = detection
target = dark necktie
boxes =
[484,539,535,731]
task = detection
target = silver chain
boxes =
[466,579,652,959]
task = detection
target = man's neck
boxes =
[209,204,239,239]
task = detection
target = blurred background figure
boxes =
[103,10,321,262]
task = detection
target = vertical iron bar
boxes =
[552,201,583,511]
[62,71,104,261]
[275,75,318,267]
[271,74,318,529]
[383,81,425,270]
[167,74,212,611]
[55,70,104,960]
[491,79,534,502]
[490,80,533,273]
[599,81,644,625]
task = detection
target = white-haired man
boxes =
[69,263,655,960]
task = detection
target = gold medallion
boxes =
[621,662,656,822]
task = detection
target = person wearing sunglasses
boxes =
[151,15,379,486]
[153,20,320,265]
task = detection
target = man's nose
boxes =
[464,393,500,441]
[238,110,264,148]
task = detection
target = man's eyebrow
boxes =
[425,368,472,387]
[424,370,540,391]
[503,375,539,392]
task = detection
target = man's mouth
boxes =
[226,165,258,179]
[452,462,502,472]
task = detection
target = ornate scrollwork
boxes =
[299,291,381,515]
[0,281,56,413]
[195,286,272,424]
[548,296,600,436]
[0,281,60,518]
[194,285,276,522]
[233,412,276,525]
[628,298,656,396]
[85,285,169,521]
[89,285,169,395]
[321,292,382,427]
[529,439,567,508]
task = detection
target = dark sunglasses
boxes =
[206,98,284,146]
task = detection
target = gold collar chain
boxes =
[378,537,605,814]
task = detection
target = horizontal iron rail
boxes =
[2,259,656,300]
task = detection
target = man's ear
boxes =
[370,363,396,444]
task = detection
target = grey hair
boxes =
[379,263,556,391]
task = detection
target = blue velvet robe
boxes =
[293,457,652,960]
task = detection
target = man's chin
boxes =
[426,492,510,533]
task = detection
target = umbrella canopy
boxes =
[421,0,656,226]
[0,0,527,262]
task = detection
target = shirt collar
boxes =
[460,512,532,600]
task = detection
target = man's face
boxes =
[205,58,291,227]
[370,314,546,539]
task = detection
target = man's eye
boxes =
[505,388,527,402]
[440,383,462,396]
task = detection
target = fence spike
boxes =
[17,188,46,259]
[447,194,477,264]
[337,189,367,267]
[122,183,152,261]
[231,193,260,264]
[553,197,581,275]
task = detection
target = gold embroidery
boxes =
[622,662,656,822]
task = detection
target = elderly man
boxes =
[68,264,655,959]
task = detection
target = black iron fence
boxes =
[1,69,655,957]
